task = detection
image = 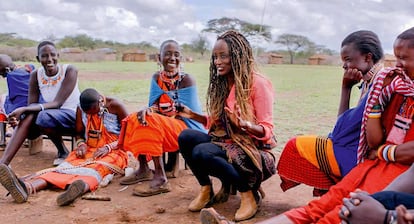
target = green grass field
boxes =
[1,61,361,152]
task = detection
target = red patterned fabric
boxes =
[285,160,409,224]
[358,67,414,163]
[277,138,337,196]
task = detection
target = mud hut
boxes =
[258,53,283,64]
[122,50,147,62]
[60,48,84,62]
[308,54,328,65]
[383,54,396,67]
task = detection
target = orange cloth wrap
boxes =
[119,112,187,157]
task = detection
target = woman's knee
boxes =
[192,143,222,161]
[178,129,195,146]
[179,129,210,154]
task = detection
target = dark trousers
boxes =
[372,191,414,209]
[178,129,249,192]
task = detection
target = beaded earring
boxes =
[98,97,105,116]
[156,62,162,72]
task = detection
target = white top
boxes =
[37,64,80,111]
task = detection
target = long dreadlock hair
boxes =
[207,30,257,124]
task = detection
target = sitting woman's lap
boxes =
[36,109,76,129]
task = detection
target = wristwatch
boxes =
[389,210,397,224]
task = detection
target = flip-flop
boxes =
[53,158,65,166]
[119,170,153,185]
[132,182,171,197]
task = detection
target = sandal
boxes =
[119,170,153,185]
[0,164,28,203]
[132,181,171,197]
[53,158,66,166]
[200,208,235,224]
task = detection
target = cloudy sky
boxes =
[1,0,414,53]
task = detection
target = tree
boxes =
[191,34,209,57]
[57,34,96,50]
[275,34,313,64]
[202,17,272,42]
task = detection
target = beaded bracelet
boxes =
[39,104,45,111]
[76,139,86,147]
[388,210,397,224]
[107,140,118,150]
[367,112,381,119]
[384,210,389,224]
[104,144,112,153]
[372,104,382,110]
[377,144,397,162]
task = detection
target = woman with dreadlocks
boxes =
[177,30,276,222]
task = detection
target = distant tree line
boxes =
[0,17,336,64]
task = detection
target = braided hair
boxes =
[341,30,383,64]
[207,30,257,123]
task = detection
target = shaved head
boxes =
[0,54,12,67]
[0,54,14,77]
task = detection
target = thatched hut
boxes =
[383,54,396,67]
[94,48,117,61]
[258,53,283,64]
[308,54,328,65]
[60,48,84,62]
[122,49,147,62]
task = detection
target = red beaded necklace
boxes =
[160,70,181,90]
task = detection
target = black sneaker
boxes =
[0,164,28,203]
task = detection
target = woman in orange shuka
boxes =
[0,88,128,206]
[118,39,205,197]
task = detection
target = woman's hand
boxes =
[7,107,26,127]
[224,105,249,130]
[75,143,87,158]
[342,68,363,89]
[339,190,387,224]
[93,146,110,159]
[397,204,414,224]
[367,149,378,160]
[176,103,193,119]
[224,105,240,128]
[137,107,153,126]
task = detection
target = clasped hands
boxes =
[137,104,193,126]
[75,143,109,159]
[339,190,413,224]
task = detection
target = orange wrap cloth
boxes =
[38,112,128,191]
[119,112,187,157]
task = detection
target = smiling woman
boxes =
[117,39,206,197]
[178,30,277,222]
[0,41,81,166]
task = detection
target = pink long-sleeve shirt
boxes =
[207,72,275,142]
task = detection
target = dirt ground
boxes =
[0,71,315,224]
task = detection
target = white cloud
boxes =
[0,0,414,54]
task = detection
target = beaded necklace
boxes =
[159,70,182,90]
[40,65,62,86]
